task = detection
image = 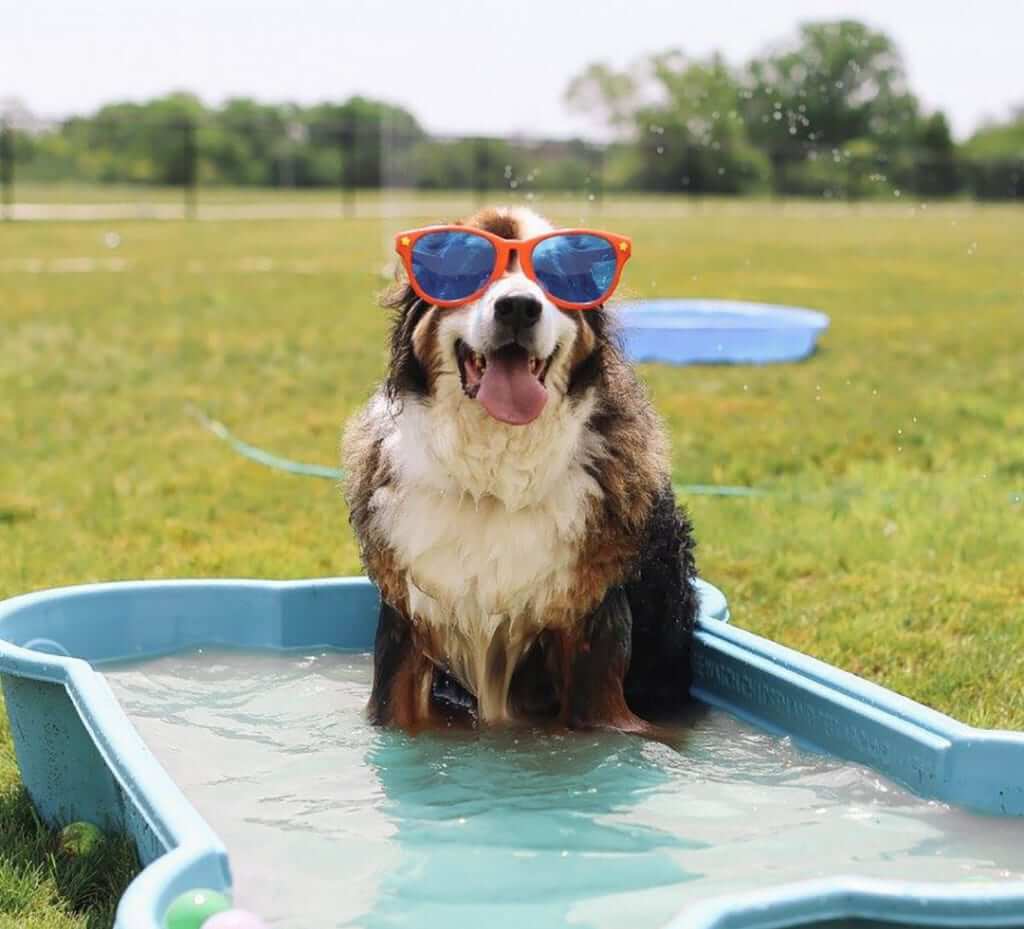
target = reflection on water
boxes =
[104,650,1024,929]
[363,727,700,929]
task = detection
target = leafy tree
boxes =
[56,93,204,184]
[962,109,1024,159]
[304,97,423,188]
[566,51,769,194]
[743,20,920,152]
[565,62,639,133]
[201,98,291,185]
[911,112,960,196]
[960,109,1024,198]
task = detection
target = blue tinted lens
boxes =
[411,231,496,303]
[531,234,618,304]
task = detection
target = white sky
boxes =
[4,0,1022,140]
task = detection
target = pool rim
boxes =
[1,575,1023,929]
[616,297,831,332]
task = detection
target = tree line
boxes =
[7,20,1023,199]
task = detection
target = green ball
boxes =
[164,889,231,929]
[58,821,104,857]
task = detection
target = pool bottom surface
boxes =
[104,650,1024,929]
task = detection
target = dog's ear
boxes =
[567,306,616,398]
[381,281,433,401]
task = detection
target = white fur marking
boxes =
[368,207,606,721]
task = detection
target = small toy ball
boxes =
[201,909,269,929]
[164,889,231,929]
[58,821,104,857]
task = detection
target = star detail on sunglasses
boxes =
[619,241,629,251]
[400,236,411,246]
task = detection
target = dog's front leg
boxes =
[367,600,434,730]
[563,587,652,734]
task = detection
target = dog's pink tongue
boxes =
[477,347,547,425]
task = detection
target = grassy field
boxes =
[1,196,1023,925]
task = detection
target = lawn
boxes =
[1,195,1023,926]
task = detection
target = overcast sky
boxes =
[4,0,1022,140]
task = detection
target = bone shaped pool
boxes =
[103,649,1024,929]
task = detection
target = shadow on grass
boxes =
[0,780,138,928]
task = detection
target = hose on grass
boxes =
[185,404,767,498]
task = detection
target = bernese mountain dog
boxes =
[343,206,698,733]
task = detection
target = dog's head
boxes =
[383,207,611,426]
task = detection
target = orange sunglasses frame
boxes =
[394,225,633,311]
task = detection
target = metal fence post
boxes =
[473,137,490,204]
[1,118,14,222]
[591,146,604,209]
[339,117,356,218]
[182,117,197,220]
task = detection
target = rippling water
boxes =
[104,650,1024,929]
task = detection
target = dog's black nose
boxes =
[494,295,542,331]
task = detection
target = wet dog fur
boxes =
[343,206,699,733]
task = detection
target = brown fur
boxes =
[464,206,521,240]
[342,418,408,614]
[539,347,668,625]
[344,208,696,733]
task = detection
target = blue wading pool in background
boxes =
[619,299,831,365]
[2,576,1024,929]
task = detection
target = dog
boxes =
[343,206,699,733]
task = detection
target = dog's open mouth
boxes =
[456,340,552,426]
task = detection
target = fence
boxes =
[2,113,1022,221]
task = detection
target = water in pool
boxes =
[104,650,1024,929]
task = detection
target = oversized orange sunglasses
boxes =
[394,225,632,310]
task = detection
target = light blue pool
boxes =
[618,299,830,365]
[2,577,1024,929]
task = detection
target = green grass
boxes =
[0,709,137,928]
[1,195,1023,925]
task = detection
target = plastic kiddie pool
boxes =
[2,576,1024,929]
[618,299,830,365]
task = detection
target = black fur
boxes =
[367,600,414,725]
[568,586,634,728]
[382,284,432,401]
[508,631,560,719]
[623,482,699,718]
[431,668,479,723]
[566,308,612,399]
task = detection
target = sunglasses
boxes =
[394,226,632,310]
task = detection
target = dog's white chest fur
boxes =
[367,390,602,719]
